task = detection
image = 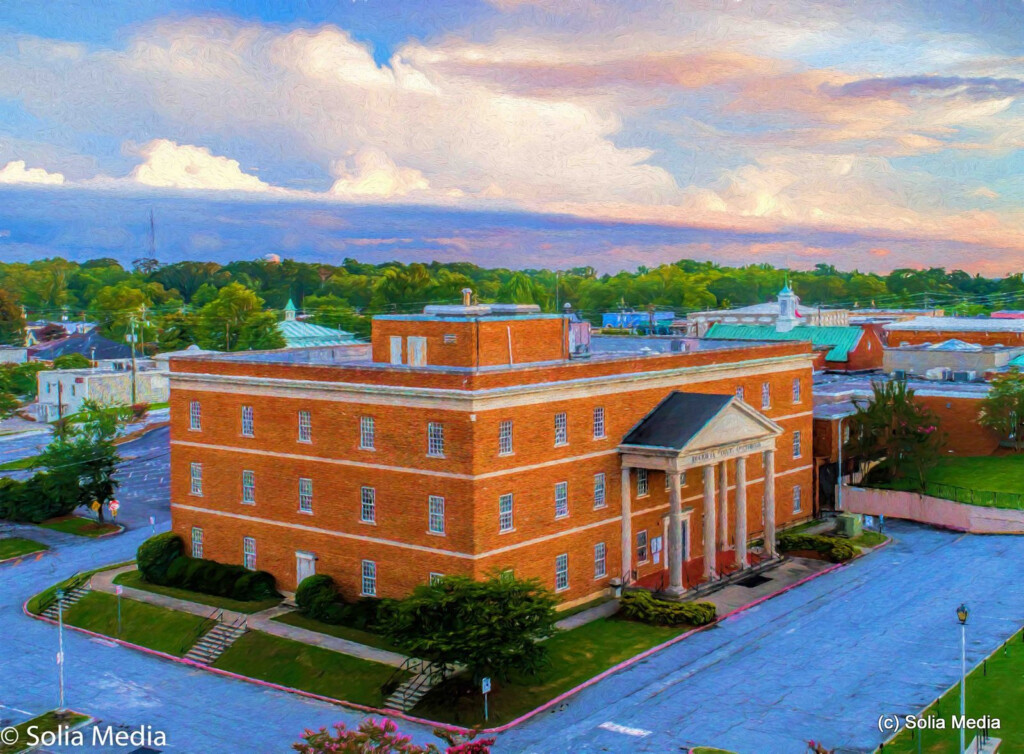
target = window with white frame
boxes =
[429,572,445,586]
[360,486,376,523]
[554,412,568,446]
[637,530,649,563]
[191,527,203,558]
[243,536,256,570]
[298,410,312,443]
[761,382,771,409]
[554,481,569,518]
[299,477,313,513]
[189,400,201,431]
[428,495,445,534]
[190,462,203,496]
[592,406,605,439]
[792,377,802,403]
[735,385,745,402]
[242,470,255,504]
[361,560,377,596]
[793,430,802,459]
[241,405,254,437]
[427,422,445,457]
[637,468,649,497]
[498,420,513,456]
[359,416,374,450]
[555,553,569,591]
[594,542,607,579]
[793,485,803,513]
[499,493,514,532]
[593,473,606,508]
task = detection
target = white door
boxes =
[408,336,427,366]
[389,336,403,365]
[296,551,316,585]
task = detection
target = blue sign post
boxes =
[482,677,491,722]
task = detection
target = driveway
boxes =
[2,515,1023,752]
[499,521,1024,753]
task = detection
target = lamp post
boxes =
[56,588,66,714]
[957,603,969,754]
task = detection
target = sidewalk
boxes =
[90,565,409,667]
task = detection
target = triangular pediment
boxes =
[686,401,781,452]
[620,391,782,459]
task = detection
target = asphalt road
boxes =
[2,441,1023,753]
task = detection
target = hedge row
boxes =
[777,533,857,563]
[295,573,387,629]
[136,532,279,601]
[0,473,85,523]
[619,590,717,627]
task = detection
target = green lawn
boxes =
[884,629,1024,753]
[0,537,48,560]
[39,516,120,538]
[63,591,213,656]
[0,711,89,754]
[212,630,401,707]
[26,561,135,615]
[272,611,401,652]
[112,569,282,613]
[876,455,1024,509]
[414,616,697,726]
[849,531,888,548]
[0,454,38,471]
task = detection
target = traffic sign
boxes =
[482,677,491,694]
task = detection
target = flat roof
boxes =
[885,316,1024,332]
[812,372,990,419]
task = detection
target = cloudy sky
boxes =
[1,0,1022,273]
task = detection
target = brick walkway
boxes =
[90,565,409,667]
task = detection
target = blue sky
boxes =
[0,0,1023,274]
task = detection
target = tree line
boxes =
[4,257,1024,354]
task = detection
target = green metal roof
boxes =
[277,319,357,348]
[704,323,863,362]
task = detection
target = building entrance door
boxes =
[296,551,316,585]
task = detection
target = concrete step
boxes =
[183,622,247,665]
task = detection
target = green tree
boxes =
[302,294,370,338]
[195,283,285,351]
[978,370,1024,451]
[36,400,125,523]
[52,353,92,370]
[845,380,944,488]
[380,574,558,683]
[156,310,201,351]
[0,289,25,346]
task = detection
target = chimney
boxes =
[462,288,473,306]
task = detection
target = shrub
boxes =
[155,548,280,601]
[233,570,279,601]
[0,472,83,523]
[296,574,340,622]
[619,590,717,627]
[131,402,150,420]
[136,532,185,584]
[777,533,858,563]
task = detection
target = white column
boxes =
[620,466,632,582]
[702,465,717,581]
[717,461,729,550]
[667,470,684,595]
[735,456,748,569]
[763,449,777,558]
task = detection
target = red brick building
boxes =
[169,299,815,608]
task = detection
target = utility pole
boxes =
[56,589,66,713]
[128,315,138,405]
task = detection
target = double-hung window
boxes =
[637,530,649,563]
[555,554,569,592]
[427,422,445,457]
[189,400,201,431]
[190,462,203,496]
[498,420,513,455]
[793,431,802,459]
[592,407,605,439]
[298,410,312,443]
[554,412,568,446]
[761,382,772,409]
[594,542,607,579]
[359,416,374,449]
[499,493,514,532]
[428,495,445,534]
[241,405,254,437]
[361,560,377,596]
[360,486,376,523]
[593,473,606,508]
[191,527,203,558]
[554,481,569,518]
[637,468,649,497]
[299,478,313,513]
[242,470,255,504]
[243,537,256,570]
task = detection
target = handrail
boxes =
[380,657,449,705]
[37,570,90,615]
[180,607,222,655]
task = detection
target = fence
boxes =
[918,481,1024,511]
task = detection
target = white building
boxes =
[675,286,849,336]
[34,367,169,421]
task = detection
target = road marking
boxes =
[0,704,33,716]
[598,722,652,737]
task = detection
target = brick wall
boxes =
[886,329,1024,347]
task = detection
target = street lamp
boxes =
[957,603,969,754]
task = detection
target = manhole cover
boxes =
[736,574,771,588]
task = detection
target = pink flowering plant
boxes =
[294,718,494,754]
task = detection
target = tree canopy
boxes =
[978,370,1024,451]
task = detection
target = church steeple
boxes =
[284,299,297,322]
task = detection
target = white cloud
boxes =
[329,148,430,198]
[129,139,270,192]
[0,159,65,185]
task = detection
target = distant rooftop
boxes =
[885,316,1024,332]
[812,372,990,419]
[704,322,863,362]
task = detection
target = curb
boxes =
[0,547,48,566]
[21,598,476,737]
[21,538,883,738]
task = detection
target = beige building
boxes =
[675,286,849,337]
[883,339,1024,381]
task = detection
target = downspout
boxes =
[507,326,514,365]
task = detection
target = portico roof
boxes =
[619,391,782,467]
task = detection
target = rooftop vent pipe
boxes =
[462,288,473,306]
